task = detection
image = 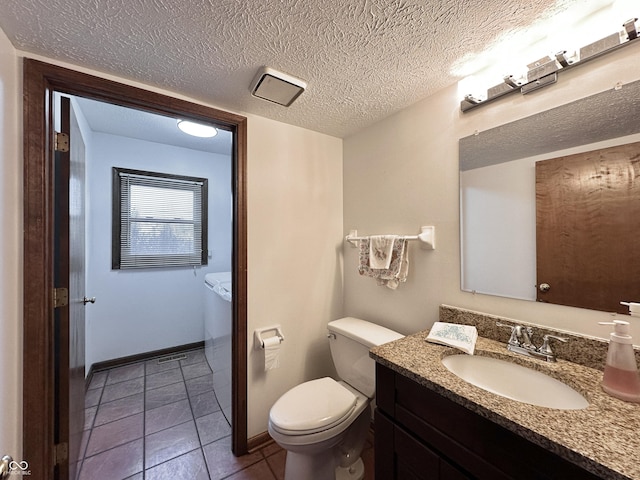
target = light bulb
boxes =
[177,120,218,138]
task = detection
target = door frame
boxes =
[23,59,248,479]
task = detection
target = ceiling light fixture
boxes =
[250,66,306,107]
[177,119,218,138]
[460,16,638,112]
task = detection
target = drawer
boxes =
[376,408,472,480]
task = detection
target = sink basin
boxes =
[441,354,589,410]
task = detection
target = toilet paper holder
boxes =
[254,325,285,350]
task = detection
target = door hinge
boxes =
[54,132,69,153]
[54,442,68,465]
[53,287,69,308]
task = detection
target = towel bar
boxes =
[345,226,435,250]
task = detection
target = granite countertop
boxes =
[370,331,640,480]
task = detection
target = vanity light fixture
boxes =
[460,16,639,112]
[504,75,524,88]
[624,17,638,39]
[176,119,218,138]
[555,50,572,68]
[249,66,307,107]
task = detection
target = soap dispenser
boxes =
[620,301,640,317]
[599,319,640,403]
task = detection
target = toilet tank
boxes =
[328,317,403,398]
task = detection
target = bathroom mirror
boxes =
[459,78,640,313]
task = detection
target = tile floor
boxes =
[79,348,374,479]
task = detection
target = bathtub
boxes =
[204,271,232,425]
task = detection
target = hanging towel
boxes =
[369,235,397,269]
[381,241,409,290]
[358,237,409,289]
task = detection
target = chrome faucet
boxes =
[496,322,567,362]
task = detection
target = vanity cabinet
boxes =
[375,363,601,480]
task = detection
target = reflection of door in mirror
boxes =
[536,141,640,313]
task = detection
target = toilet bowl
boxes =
[268,317,403,480]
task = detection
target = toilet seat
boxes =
[269,377,357,435]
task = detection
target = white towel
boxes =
[378,239,409,290]
[369,235,397,269]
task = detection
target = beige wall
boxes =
[0,27,22,459]
[247,115,343,436]
[344,40,640,341]
[1,44,344,448]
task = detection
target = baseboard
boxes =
[247,431,275,453]
[85,341,205,390]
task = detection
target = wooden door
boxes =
[536,141,640,313]
[53,96,87,479]
[23,60,248,478]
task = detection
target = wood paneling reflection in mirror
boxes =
[536,141,640,313]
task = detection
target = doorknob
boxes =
[538,283,551,292]
[0,455,13,479]
[83,296,96,304]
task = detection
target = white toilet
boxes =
[268,317,404,480]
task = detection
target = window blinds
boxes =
[118,171,205,269]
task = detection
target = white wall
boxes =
[0,27,22,459]
[461,157,536,301]
[344,40,640,342]
[85,132,232,367]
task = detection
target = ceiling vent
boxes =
[250,67,306,107]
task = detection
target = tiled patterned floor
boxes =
[79,348,374,479]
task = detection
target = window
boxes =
[112,168,208,269]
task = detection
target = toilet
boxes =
[268,317,404,480]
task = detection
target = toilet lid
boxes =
[270,377,357,432]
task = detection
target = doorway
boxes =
[22,59,248,479]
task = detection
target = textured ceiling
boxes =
[0,0,591,137]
